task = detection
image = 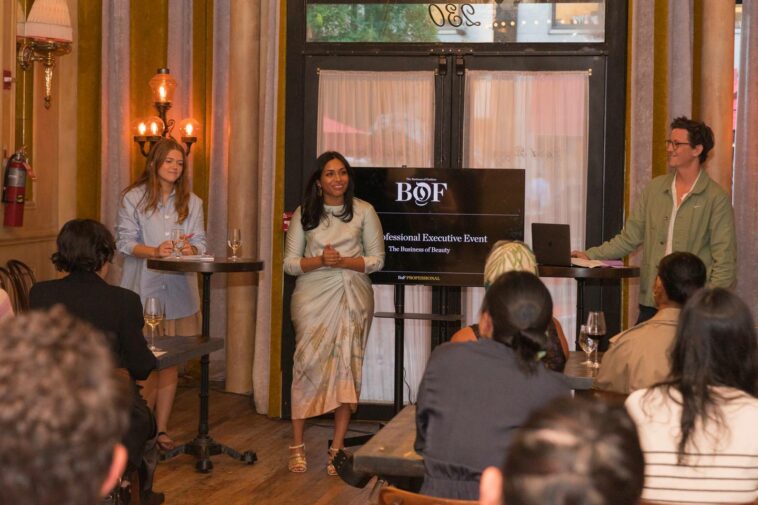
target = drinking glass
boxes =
[578,324,598,367]
[586,311,606,369]
[170,228,184,258]
[144,296,164,352]
[228,228,242,260]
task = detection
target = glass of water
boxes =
[170,228,184,258]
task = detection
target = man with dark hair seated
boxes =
[29,218,162,504]
[0,307,131,504]
[479,397,645,505]
[593,251,706,394]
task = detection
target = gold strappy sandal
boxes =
[327,446,340,476]
[288,443,307,473]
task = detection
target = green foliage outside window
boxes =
[307,4,439,43]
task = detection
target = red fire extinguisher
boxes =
[3,147,34,227]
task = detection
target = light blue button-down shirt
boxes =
[116,186,207,320]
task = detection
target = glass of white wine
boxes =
[228,228,241,260]
[578,324,598,368]
[144,296,164,352]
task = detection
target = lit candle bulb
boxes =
[150,122,159,135]
[184,123,193,136]
[138,122,147,135]
[159,85,167,102]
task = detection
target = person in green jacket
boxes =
[573,116,736,324]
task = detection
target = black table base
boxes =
[148,257,263,473]
[160,351,257,472]
[162,435,257,472]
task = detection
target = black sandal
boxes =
[156,431,175,451]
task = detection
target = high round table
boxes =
[147,256,264,472]
[538,265,640,344]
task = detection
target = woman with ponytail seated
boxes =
[414,271,571,500]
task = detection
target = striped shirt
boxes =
[626,386,758,504]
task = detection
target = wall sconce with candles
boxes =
[16,0,73,109]
[132,68,200,157]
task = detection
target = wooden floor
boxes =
[154,383,379,504]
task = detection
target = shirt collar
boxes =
[663,169,707,196]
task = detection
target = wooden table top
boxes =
[538,265,640,280]
[154,335,224,369]
[147,257,264,274]
[354,405,423,478]
[563,350,602,390]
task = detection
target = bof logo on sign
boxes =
[395,181,447,207]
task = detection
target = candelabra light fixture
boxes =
[132,68,200,157]
[16,0,73,109]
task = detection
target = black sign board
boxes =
[354,167,525,286]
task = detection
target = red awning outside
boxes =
[322,116,370,135]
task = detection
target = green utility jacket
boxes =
[586,170,736,308]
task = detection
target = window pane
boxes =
[306,1,605,43]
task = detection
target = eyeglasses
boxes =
[665,139,691,150]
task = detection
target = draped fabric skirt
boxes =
[290,268,374,420]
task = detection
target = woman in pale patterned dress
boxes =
[284,151,385,475]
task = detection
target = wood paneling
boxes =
[155,384,377,504]
[76,0,101,220]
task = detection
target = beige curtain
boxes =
[251,0,281,413]
[734,0,758,313]
[100,0,131,284]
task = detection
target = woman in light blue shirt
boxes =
[116,137,207,451]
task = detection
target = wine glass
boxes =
[586,311,606,369]
[578,324,598,367]
[170,228,184,258]
[144,296,164,352]
[228,228,242,260]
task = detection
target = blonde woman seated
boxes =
[451,241,569,371]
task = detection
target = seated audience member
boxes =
[594,251,706,394]
[29,219,161,503]
[0,288,13,320]
[451,241,569,371]
[416,271,571,500]
[479,397,644,505]
[625,288,758,503]
[0,307,130,505]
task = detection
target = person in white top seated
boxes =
[625,287,758,504]
[594,251,706,394]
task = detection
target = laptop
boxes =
[531,223,572,267]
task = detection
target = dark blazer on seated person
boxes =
[415,338,571,500]
[30,271,158,467]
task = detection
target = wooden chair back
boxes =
[378,487,477,505]
[6,259,36,313]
